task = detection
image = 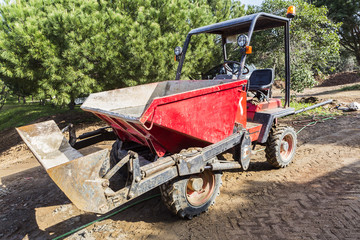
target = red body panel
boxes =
[246,98,282,121]
[245,98,282,142]
[234,89,248,128]
[93,80,247,157]
[246,123,262,142]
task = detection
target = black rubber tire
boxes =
[265,125,297,168]
[110,140,124,165]
[109,139,128,180]
[160,171,222,219]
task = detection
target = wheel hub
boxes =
[280,134,294,160]
[186,170,215,207]
[188,178,204,192]
[281,141,289,152]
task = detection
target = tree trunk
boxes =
[0,86,6,111]
[68,96,75,110]
[356,54,360,68]
[68,100,75,110]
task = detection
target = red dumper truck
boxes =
[17,8,332,219]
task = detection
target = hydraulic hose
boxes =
[52,194,160,240]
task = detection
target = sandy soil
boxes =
[273,82,360,104]
[0,76,359,240]
[273,71,360,104]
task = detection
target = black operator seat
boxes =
[248,68,274,91]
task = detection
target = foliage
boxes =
[181,0,245,78]
[0,0,245,107]
[330,47,360,73]
[0,80,9,110]
[246,0,341,92]
[340,84,360,91]
[313,0,360,66]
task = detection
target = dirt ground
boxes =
[0,74,359,240]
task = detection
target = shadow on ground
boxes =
[1,156,359,240]
[0,115,359,239]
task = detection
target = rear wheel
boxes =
[265,125,297,168]
[160,170,222,219]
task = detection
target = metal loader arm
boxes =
[176,130,250,175]
[17,121,252,214]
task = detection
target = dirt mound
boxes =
[271,72,360,89]
[317,71,360,87]
[273,80,285,89]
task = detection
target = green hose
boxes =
[52,194,161,240]
[296,116,335,134]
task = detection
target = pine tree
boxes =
[0,0,245,107]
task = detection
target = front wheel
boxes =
[160,170,222,219]
[109,139,129,181]
[265,125,297,168]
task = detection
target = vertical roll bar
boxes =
[176,12,292,106]
[284,21,291,107]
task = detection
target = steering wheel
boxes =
[223,61,249,75]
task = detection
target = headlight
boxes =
[174,46,183,56]
[237,34,248,48]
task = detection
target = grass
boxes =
[0,103,80,131]
[339,84,360,91]
[288,100,340,118]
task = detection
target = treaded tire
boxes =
[160,170,222,219]
[110,140,124,165]
[109,139,128,180]
[265,125,297,168]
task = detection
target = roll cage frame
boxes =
[175,12,291,107]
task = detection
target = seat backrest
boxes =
[214,74,233,80]
[248,69,274,91]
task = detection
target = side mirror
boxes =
[174,46,182,61]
